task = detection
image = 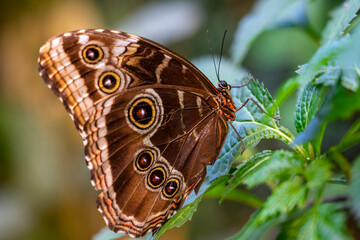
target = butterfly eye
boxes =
[147,167,166,189]
[135,150,154,171]
[98,71,120,94]
[82,45,104,64]
[128,97,156,129]
[219,80,228,89]
[162,178,180,198]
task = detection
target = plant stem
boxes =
[335,119,360,152]
[327,178,348,185]
[314,184,325,207]
[294,145,308,159]
[328,148,351,179]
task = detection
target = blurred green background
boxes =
[0,0,341,239]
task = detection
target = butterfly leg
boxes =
[232,77,254,89]
[233,77,280,120]
[230,96,279,155]
[229,77,279,154]
[236,97,280,120]
[229,121,245,155]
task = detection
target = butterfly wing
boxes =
[91,87,228,236]
[38,29,228,237]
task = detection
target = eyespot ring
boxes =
[147,167,166,189]
[128,97,156,129]
[135,150,154,172]
[162,178,180,198]
[82,45,103,64]
[98,71,121,94]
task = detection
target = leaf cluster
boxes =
[153,0,360,239]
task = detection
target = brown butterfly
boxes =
[38,29,261,238]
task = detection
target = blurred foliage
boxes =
[1,0,359,240]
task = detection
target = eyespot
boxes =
[135,150,154,171]
[98,71,120,94]
[82,45,103,64]
[162,178,180,198]
[126,90,163,134]
[128,97,156,129]
[147,167,166,189]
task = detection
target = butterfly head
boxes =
[217,80,236,121]
[218,80,231,90]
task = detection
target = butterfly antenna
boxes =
[217,29,227,82]
[206,30,220,82]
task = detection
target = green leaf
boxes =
[321,0,360,44]
[296,35,350,88]
[276,77,299,106]
[295,81,360,150]
[303,158,332,190]
[242,150,305,188]
[278,204,351,240]
[226,210,280,240]
[333,118,360,152]
[225,77,296,157]
[153,196,203,240]
[294,81,360,145]
[231,0,302,64]
[341,68,359,91]
[297,23,360,91]
[314,66,342,87]
[256,177,307,223]
[205,184,263,208]
[349,155,360,220]
[153,175,230,240]
[334,23,360,91]
[220,150,273,203]
[325,82,360,121]
[294,83,327,134]
[293,82,327,155]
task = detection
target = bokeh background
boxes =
[0,0,343,239]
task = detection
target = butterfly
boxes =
[38,29,258,238]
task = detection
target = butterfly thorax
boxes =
[217,80,236,121]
